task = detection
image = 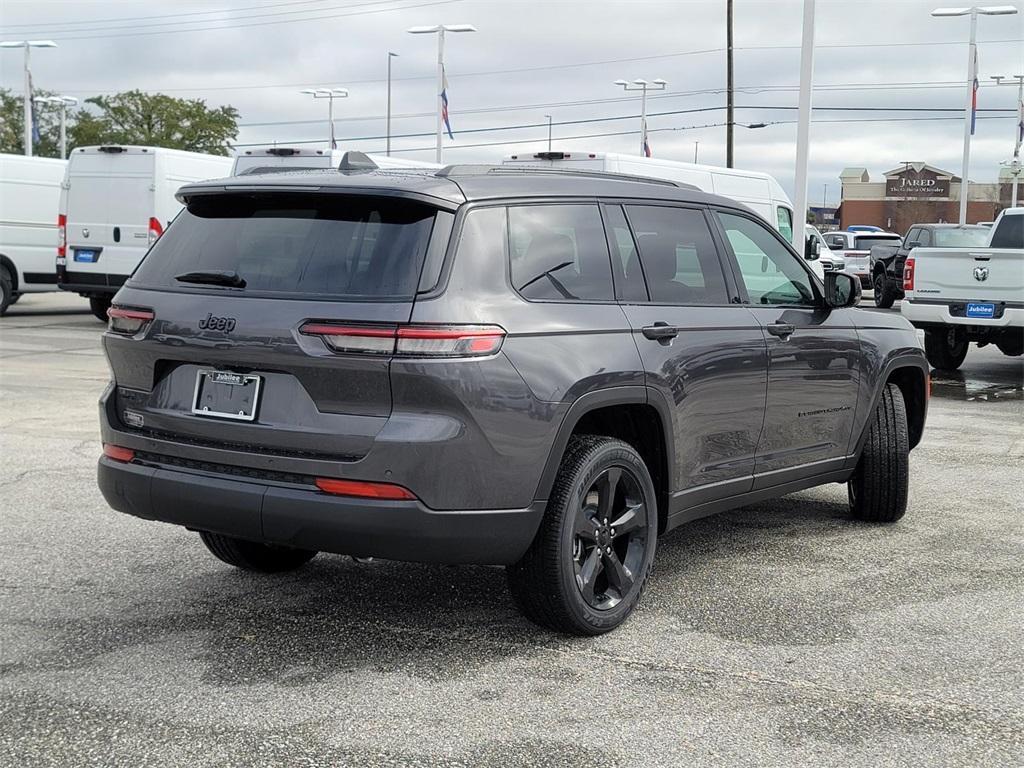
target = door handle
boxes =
[642,322,679,341]
[766,322,795,339]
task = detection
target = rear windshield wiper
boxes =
[174,270,246,289]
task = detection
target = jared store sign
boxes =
[885,173,950,198]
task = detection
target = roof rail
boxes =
[435,164,694,190]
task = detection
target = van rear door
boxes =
[65,149,154,286]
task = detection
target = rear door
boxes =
[65,151,154,284]
[104,191,447,458]
[713,210,863,487]
[610,202,768,516]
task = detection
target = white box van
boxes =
[0,154,67,314]
[231,146,440,176]
[58,146,233,320]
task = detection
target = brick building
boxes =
[836,162,1017,234]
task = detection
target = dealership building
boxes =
[836,162,1019,234]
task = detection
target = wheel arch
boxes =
[854,356,929,456]
[0,253,18,292]
[534,387,674,534]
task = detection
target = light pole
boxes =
[992,74,1024,207]
[614,78,667,157]
[33,95,77,159]
[0,40,57,157]
[932,5,1018,224]
[407,24,476,164]
[300,88,348,150]
[792,0,816,247]
[694,140,700,163]
[387,52,398,156]
[543,114,553,152]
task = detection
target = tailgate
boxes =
[910,247,1024,302]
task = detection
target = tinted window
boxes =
[853,235,901,250]
[990,214,1023,248]
[825,233,846,249]
[933,227,991,248]
[776,206,794,241]
[905,227,921,246]
[509,204,614,301]
[603,204,648,301]
[717,211,815,306]
[625,205,729,305]
[131,193,436,300]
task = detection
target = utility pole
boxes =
[932,5,1018,224]
[544,114,552,152]
[408,24,476,164]
[792,0,816,247]
[726,0,734,168]
[386,52,398,156]
[0,40,57,157]
[694,140,700,164]
[992,74,1023,207]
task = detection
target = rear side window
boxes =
[130,193,437,300]
[508,204,614,301]
[990,215,1023,249]
[624,205,729,305]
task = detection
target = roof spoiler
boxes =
[338,151,378,172]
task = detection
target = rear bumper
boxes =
[901,299,1024,329]
[57,268,126,296]
[98,455,545,565]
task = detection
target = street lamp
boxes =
[543,114,553,152]
[300,88,348,150]
[407,24,477,164]
[614,78,667,156]
[32,95,77,159]
[386,52,399,156]
[0,40,58,157]
[931,5,1018,224]
[991,74,1024,207]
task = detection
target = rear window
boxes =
[130,193,438,300]
[932,228,991,247]
[853,235,901,250]
[990,214,1023,249]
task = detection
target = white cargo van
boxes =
[231,146,440,175]
[504,150,797,237]
[0,154,67,314]
[58,146,233,320]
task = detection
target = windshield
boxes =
[130,193,437,300]
[932,228,991,247]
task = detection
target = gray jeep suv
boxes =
[97,164,928,635]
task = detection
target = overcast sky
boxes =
[3,0,1022,204]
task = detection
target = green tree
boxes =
[69,90,239,156]
[0,88,65,158]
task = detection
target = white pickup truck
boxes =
[901,207,1024,370]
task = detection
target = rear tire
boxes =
[199,531,317,573]
[924,327,968,371]
[507,436,658,636]
[89,296,112,322]
[872,272,896,309]
[849,383,909,523]
[0,267,13,316]
[995,331,1023,357]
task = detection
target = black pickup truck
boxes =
[869,223,990,308]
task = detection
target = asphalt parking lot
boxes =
[1,292,1022,768]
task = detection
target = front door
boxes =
[605,203,769,518]
[713,210,863,488]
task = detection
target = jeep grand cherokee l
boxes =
[97,165,929,635]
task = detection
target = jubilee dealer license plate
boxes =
[966,303,995,319]
[192,370,262,421]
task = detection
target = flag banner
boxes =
[970,47,979,136]
[441,65,454,140]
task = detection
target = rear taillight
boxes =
[903,257,915,292]
[57,213,67,261]
[108,306,154,335]
[148,217,163,246]
[299,323,506,357]
[315,477,416,500]
[102,444,135,463]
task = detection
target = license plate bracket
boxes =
[73,248,100,263]
[192,370,262,421]
[966,302,995,319]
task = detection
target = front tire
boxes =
[0,267,13,316]
[872,272,896,309]
[89,295,112,322]
[199,531,317,573]
[507,436,658,636]
[924,327,969,370]
[849,383,909,523]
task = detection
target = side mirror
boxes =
[804,235,821,260]
[824,272,861,309]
